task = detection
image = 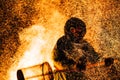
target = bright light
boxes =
[8,6,65,80]
[8,25,52,80]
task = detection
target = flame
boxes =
[8,7,66,80]
[8,25,55,80]
[18,25,46,67]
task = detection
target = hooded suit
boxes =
[52,17,99,71]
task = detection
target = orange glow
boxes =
[8,25,55,80]
[2,0,119,80]
[8,2,66,79]
[8,9,65,79]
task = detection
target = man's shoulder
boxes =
[57,36,67,43]
[57,36,72,49]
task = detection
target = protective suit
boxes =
[52,17,99,79]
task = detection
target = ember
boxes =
[0,0,120,80]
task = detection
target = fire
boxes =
[8,7,66,79]
[8,25,55,80]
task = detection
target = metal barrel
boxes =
[17,62,53,80]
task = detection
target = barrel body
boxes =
[17,62,53,80]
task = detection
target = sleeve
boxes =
[81,41,100,63]
[52,36,75,69]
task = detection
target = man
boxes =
[53,17,99,80]
[52,17,99,71]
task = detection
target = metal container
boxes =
[17,62,53,80]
